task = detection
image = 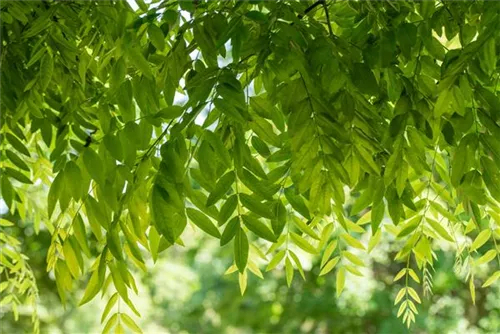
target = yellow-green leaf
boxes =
[293,216,319,240]
[121,313,143,334]
[102,313,118,334]
[477,249,497,265]
[336,267,346,297]
[266,249,286,272]
[482,270,500,287]
[319,256,340,276]
[320,240,337,268]
[340,233,366,250]
[238,271,247,295]
[407,287,421,304]
[101,293,119,323]
[342,251,364,266]
[470,229,491,252]
[288,250,305,280]
[285,257,294,287]
[426,218,454,242]
[290,232,317,254]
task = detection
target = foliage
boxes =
[1,0,500,332]
[3,224,500,334]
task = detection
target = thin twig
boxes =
[297,1,323,20]
[322,1,333,36]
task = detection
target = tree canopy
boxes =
[1,0,500,332]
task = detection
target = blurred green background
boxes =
[2,211,499,334]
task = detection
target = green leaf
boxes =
[151,184,186,244]
[397,23,417,59]
[239,194,273,219]
[290,232,317,254]
[0,219,14,227]
[234,228,249,273]
[39,52,53,91]
[481,156,500,201]
[348,265,366,278]
[242,215,277,242]
[83,148,105,186]
[482,271,500,288]
[284,187,310,219]
[186,208,221,239]
[204,131,232,169]
[4,167,32,184]
[249,117,281,147]
[340,233,366,250]
[64,161,83,200]
[321,240,338,268]
[148,24,165,51]
[48,171,64,217]
[477,249,497,266]
[285,257,294,287]
[128,47,153,78]
[351,63,378,96]
[5,150,29,171]
[220,216,240,246]
[206,171,235,207]
[121,313,143,334]
[292,216,319,240]
[451,135,473,186]
[102,313,118,334]
[107,228,123,261]
[426,218,454,242]
[319,256,340,276]
[251,136,271,157]
[156,106,184,119]
[73,214,90,256]
[239,169,279,200]
[78,270,103,306]
[342,251,364,266]
[214,98,246,123]
[109,263,128,301]
[271,200,287,237]
[476,86,500,121]
[351,188,374,216]
[355,145,380,175]
[481,134,500,167]
[288,250,305,280]
[100,293,118,323]
[6,133,30,157]
[384,143,403,186]
[336,267,346,297]
[434,88,451,116]
[266,249,286,271]
[470,229,491,252]
[103,134,123,162]
[63,240,80,278]
[218,195,238,226]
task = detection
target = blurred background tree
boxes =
[2,213,499,333]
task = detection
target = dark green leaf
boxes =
[221,216,240,246]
